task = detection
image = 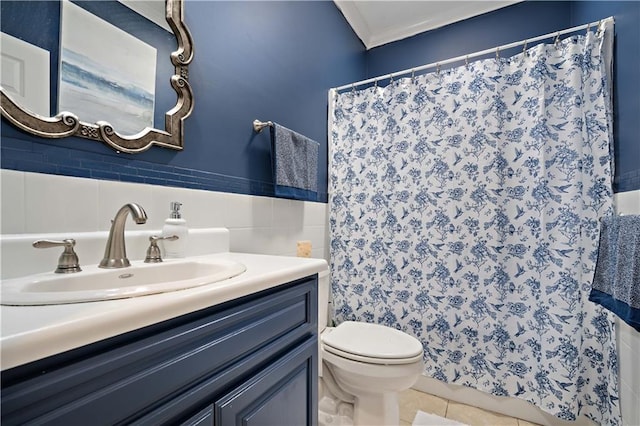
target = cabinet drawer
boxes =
[1,276,317,425]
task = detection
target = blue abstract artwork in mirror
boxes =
[59,0,157,134]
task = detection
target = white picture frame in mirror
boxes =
[0,32,50,117]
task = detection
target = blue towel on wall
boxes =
[270,123,318,201]
[589,215,640,331]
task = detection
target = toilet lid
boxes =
[322,321,423,361]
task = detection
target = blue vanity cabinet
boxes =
[0,275,318,426]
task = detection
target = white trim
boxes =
[365,1,521,50]
[413,375,597,426]
[333,0,371,47]
[335,1,521,50]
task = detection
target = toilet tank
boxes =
[318,268,330,334]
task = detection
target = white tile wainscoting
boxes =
[0,169,329,278]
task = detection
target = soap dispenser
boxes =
[162,201,188,258]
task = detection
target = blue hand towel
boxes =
[589,215,640,331]
[270,123,318,201]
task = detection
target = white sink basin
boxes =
[1,258,246,305]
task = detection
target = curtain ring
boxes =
[465,55,469,68]
[351,83,355,96]
[554,31,561,48]
[411,68,416,82]
[389,73,393,84]
[495,47,500,62]
[596,19,603,37]
[585,23,590,35]
[520,40,528,63]
[436,63,441,75]
[374,79,378,88]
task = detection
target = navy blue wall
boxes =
[2,1,638,198]
[365,1,639,193]
[1,0,366,201]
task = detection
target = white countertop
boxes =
[0,252,327,371]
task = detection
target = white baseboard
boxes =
[412,375,596,426]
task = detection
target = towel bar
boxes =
[253,119,273,133]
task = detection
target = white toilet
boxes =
[318,269,424,426]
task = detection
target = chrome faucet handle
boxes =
[33,239,82,273]
[144,235,178,263]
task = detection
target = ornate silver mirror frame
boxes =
[0,0,193,154]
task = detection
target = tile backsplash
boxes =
[0,169,329,261]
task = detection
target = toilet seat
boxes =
[321,321,423,365]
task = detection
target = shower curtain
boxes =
[328,26,619,425]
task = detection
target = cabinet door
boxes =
[215,337,317,426]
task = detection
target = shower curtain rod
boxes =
[332,17,613,92]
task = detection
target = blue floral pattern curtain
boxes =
[329,29,619,425]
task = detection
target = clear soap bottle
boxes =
[162,201,188,258]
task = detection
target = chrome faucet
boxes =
[99,203,148,268]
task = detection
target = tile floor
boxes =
[399,389,541,426]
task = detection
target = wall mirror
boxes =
[0,0,193,154]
